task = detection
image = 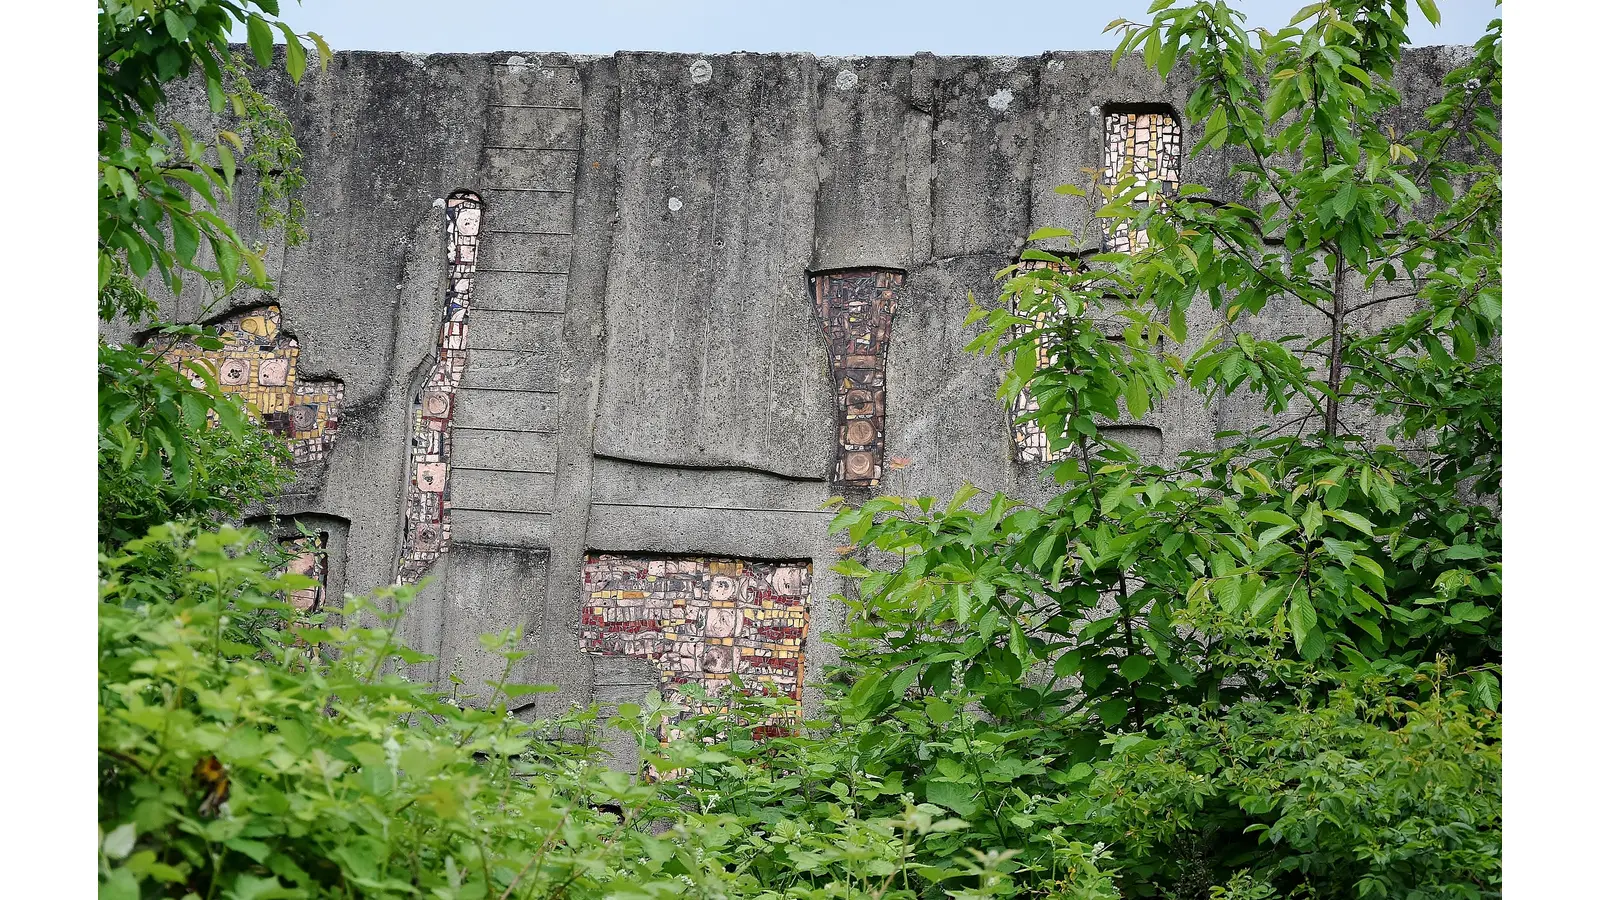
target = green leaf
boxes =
[1097,698,1129,727]
[952,585,972,624]
[948,483,980,513]
[278,24,307,83]
[890,665,919,699]
[162,9,190,41]
[217,142,237,190]
[99,868,139,900]
[1247,509,1298,529]
[102,823,137,860]
[1324,508,1375,535]
[307,32,333,72]
[1251,583,1286,620]
[247,14,275,67]
[170,213,200,266]
[1126,376,1150,419]
[1417,0,1441,26]
[925,697,955,725]
[1119,655,1152,682]
[832,558,872,578]
[925,779,979,817]
[1288,588,1316,651]
[1321,537,1355,566]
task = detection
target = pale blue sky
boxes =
[267,1,1500,55]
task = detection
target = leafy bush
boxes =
[99,339,294,547]
[99,526,1023,900]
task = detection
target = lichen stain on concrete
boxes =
[689,58,712,84]
[987,88,1015,112]
[835,70,859,91]
[667,196,683,212]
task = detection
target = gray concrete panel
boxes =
[591,52,835,480]
[453,388,557,432]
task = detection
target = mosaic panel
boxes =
[398,190,483,584]
[581,554,812,740]
[164,305,344,467]
[279,532,328,612]
[1102,110,1182,253]
[1009,259,1071,463]
[811,270,902,487]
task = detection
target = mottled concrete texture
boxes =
[143,46,1467,768]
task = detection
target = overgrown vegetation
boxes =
[99,2,1500,898]
[98,0,322,545]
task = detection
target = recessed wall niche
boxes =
[810,269,903,487]
[1007,258,1163,465]
[580,553,812,740]
[1101,107,1182,253]
[162,305,344,468]
[1009,258,1069,463]
[398,190,484,585]
[246,514,350,614]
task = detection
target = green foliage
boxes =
[1086,664,1501,897]
[100,0,325,322]
[99,525,1002,900]
[99,525,713,899]
[98,0,322,546]
[676,2,1502,898]
[99,338,293,546]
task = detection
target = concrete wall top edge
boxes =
[300,46,1470,67]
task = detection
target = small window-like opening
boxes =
[1101,106,1182,252]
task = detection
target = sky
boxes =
[265,1,1500,56]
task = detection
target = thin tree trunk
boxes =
[1323,251,1347,436]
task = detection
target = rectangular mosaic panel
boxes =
[1102,110,1182,253]
[581,554,812,740]
[164,305,344,468]
[398,190,483,584]
[811,270,903,487]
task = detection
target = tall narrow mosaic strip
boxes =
[811,270,903,487]
[580,554,812,741]
[398,190,484,584]
[1009,260,1070,463]
[1102,110,1182,253]
[164,305,344,467]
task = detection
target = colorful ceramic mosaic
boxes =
[1009,259,1071,463]
[279,532,328,612]
[1102,110,1182,253]
[811,270,903,487]
[398,191,484,584]
[164,305,343,466]
[580,554,812,740]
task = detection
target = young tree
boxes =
[691,2,1501,896]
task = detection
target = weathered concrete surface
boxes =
[591,53,835,480]
[136,45,1469,766]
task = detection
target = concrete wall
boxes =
[140,46,1469,766]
